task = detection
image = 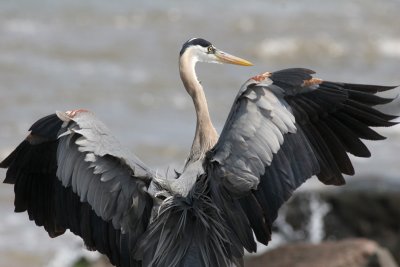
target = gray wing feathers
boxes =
[57,111,152,179]
[56,111,153,232]
[211,84,296,193]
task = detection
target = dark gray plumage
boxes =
[1,38,398,267]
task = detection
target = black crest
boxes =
[180,38,212,56]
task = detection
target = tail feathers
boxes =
[136,176,243,267]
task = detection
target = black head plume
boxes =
[180,38,212,56]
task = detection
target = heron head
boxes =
[180,38,253,66]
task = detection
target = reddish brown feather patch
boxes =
[251,72,271,82]
[65,109,89,118]
[302,78,323,87]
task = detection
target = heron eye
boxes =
[207,46,214,54]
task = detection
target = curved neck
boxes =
[179,52,218,163]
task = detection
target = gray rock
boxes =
[275,176,400,265]
[245,239,398,267]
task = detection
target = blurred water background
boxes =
[0,0,400,266]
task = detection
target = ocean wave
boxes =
[376,38,400,58]
[256,36,346,59]
[3,19,43,35]
[255,36,400,61]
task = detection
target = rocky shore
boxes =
[278,176,400,265]
[72,176,400,267]
[245,239,398,267]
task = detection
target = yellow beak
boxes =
[214,49,253,66]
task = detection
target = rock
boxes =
[275,176,400,264]
[245,239,398,267]
[72,256,113,267]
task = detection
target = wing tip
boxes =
[344,83,399,93]
[0,158,8,169]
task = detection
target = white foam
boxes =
[257,36,346,58]
[3,19,40,35]
[377,38,400,58]
[258,37,297,57]
[307,194,330,244]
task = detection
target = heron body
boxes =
[1,38,398,267]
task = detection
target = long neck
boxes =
[180,53,218,163]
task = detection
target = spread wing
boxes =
[204,68,398,252]
[1,110,156,267]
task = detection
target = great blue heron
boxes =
[1,38,398,267]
